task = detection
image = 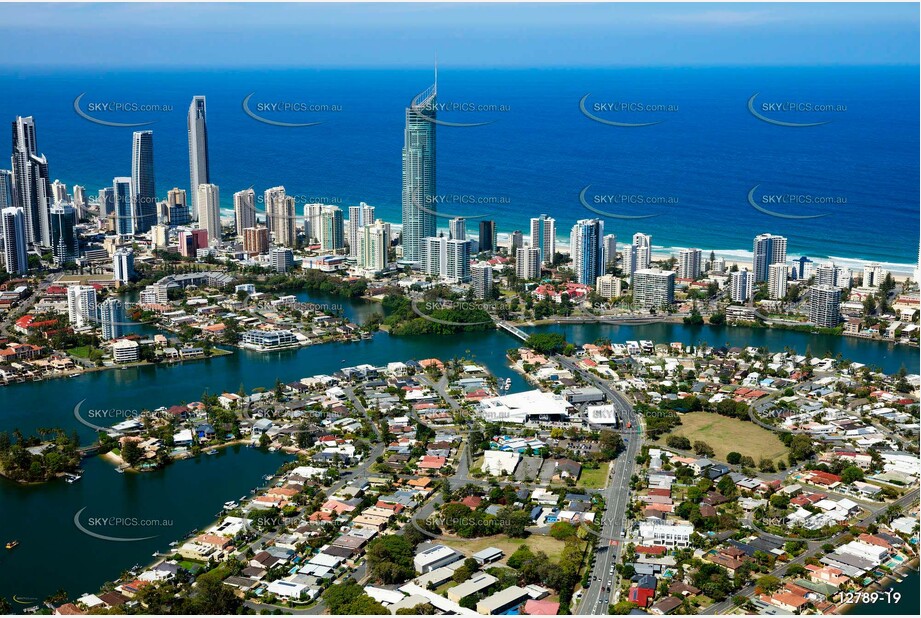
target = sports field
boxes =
[657,412,788,464]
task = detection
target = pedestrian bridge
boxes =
[495,320,528,341]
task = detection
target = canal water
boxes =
[0,291,918,606]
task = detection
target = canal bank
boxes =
[1,292,918,607]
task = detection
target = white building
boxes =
[730,269,754,303]
[632,268,675,309]
[414,545,463,574]
[357,219,390,273]
[529,214,556,265]
[482,450,522,476]
[638,520,694,547]
[768,262,788,300]
[677,248,702,280]
[233,188,256,236]
[810,284,841,328]
[113,248,135,283]
[197,183,221,247]
[595,274,622,300]
[67,285,97,329]
[516,245,541,279]
[471,263,493,299]
[478,389,573,424]
[112,339,139,363]
[347,202,375,256]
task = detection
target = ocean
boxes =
[0,66,917,268]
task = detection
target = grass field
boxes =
[441,533,570,563]
[657,412,788,464]
[577,464,610,489]
[67,345,92,358]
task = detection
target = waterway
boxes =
[0,292,918,607]
[846,569,920,615]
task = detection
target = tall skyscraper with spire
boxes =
[187,96,210,221]
[131,130,156,233]
[11,116,53,246]
[401,68,437,263]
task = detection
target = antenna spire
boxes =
[434,52,438,92]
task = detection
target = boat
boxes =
[504,378,511,390]
[64,472,82,483]
[6,540,19,549]
[223,501,239,510]
[115,467,125,473]
[206,449,218,455]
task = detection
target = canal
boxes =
[0,291,917,606]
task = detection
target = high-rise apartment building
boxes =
[130,130,156,233]
[570,218,604,285]
[187,96,210,221]
[401,78,437,263]
[529,214,556,265]
[234,188,256,236]
[753,233,788,282]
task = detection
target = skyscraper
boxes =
[347,202,375,256]
[516,245,541,279]
[131,130,156,233]
[602,234,617,267]
[357,220,390,272]
[303,203,325,243]
[478,220,496,253]
[730,269,754,303]
[510,230,523,253]
[622,244,639,279]
[113,177,133,235]
[113,248,135,283]
[11,116,53,246]
[809,285,841,328]
[99,298,125,341]
[1,206,28,275]
[243,226,269,256]
[570,218,604,285]
[401,76,437,263]
[632,269,675,309]
[51,179,68,205]
[753,233,788,282]
[446,239,471,283]
[264,186,296,247]
[198,183,221,246]
[677,248,702,280]
[0,169,13,209]
[187,96,210,221]
[97,187,114,220]
[67,285,97,329]
[632,233,652,271]
[72,185,86,217]
[472,263,494,299]
[768,263,788,300]
[167,187,190,226]
[449,217,466,241]
[49,203,78,265]
[320,206,344,251]
[234,188,256,236]
[529,214,556,265]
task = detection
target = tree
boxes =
[365,535,415,584]
[726,451,742,465]
[666,435,691,450]
[841,466,864,484]
[121,440,142,466]
[599,430,624,460]
[525,332,567,355]
[693,440,715,457]
[550,521,578,540]
[756,575,781,593]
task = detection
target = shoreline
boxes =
[835,558,920,614]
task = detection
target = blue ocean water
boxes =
[0,66,917,266]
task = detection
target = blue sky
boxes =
[1,2,917,67]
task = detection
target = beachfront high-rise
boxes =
[632,233,652,271]
[97,187,114,220]
[234,188,256,236]
[0,169,13,209]
[753,233,787,282]
[99,298,125,341]
[357,219,390,273]
[570,218,604,285]
[197,183,221,247]
[1,206,28,275]
[529,214,556,266]
[187,96,210,221]
[49,203,78,265]
[401,76,437,264]
[11,116,53,246]
[602,234,617,267]
[320,206,345,251]
[51,179,68,205]
[130,130,156,233]
[809,284,841,328]
[768,262,788,300]
[264,186,296,247]
[449,217,466,241]
[478,220,496,253]
[167,187,190,226]
[113,177,132,235]
[72,185,86,217]
[347,202,375,256]
[678,248,702,280]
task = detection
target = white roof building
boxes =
[478,389,572,424]
[482,450,521,476]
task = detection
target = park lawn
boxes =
[577,464,610,489]
[441,534,570,563]
[67,345,93,358]
[657,411,788,464]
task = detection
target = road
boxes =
[551,353,643,615]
